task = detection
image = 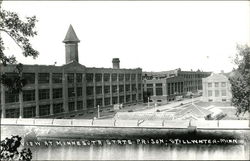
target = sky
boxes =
[1,1,250,73]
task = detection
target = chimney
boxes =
[112,58,120,69]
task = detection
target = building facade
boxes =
[202,73,232,102]
[0,25,143,118]
[143,68,211,103]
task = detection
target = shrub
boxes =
[0,135,32,161]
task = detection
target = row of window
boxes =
[208,82,227,88]
[4,101,84,118]
[86,73,141,83]
[86,94,141,108]
[208,90,227,97]
[3,84,142,103]
[86,84,140,96]
[4,87,83,103]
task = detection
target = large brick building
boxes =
[0,25,143,118]
[143,68,211,102]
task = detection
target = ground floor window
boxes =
[104,98,110,106]
[53,103,63,114]
[23,106,36,118]
[77,101,83,110]
[6,109,19,118]
[39,104,50,116]
[68,102,75,112]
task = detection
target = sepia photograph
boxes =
[0,0,250,160]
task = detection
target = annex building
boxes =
[143,69,211,103]
[0,25,143,118]
[202,73,232,102]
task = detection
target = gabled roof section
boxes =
[63,24,80,43]
[205,73,229,81]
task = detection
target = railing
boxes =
[1,118,249,129]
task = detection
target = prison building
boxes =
[202,73,232,102]
[143,68,211,94]
[143,76,184,103]
[0,25,143,118]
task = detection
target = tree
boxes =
[0,8,39,65]
[229,44,250,117]
[0,135,32,161]
[0,6,39,117]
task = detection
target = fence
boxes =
[1,118,249,129]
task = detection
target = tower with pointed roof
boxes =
[63,25,80,64]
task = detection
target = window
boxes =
[77,87,82,96]
[76,73,82,83]
[77,101,83,110]
[23,106,36,118]
[23,90,35,102]
[53,103,64,114]
[156,83,162,87]
[119,74,124,81]
[137,74,142,81]
[53,88,62,99]
[68,88,75,97]
[112,96,118,104]
[67,73,74,83]
[138,84,142,91]
[208,83,212,88]
[215,90,220,97]
[6,109,19,118]
[104,98,110,106]
[147,88,153,96]
[147,84,153,87]
[215,82,219,87]
[132,84,136,91]
[156,88,163,96]
[221,90,227,96]
[87,99,94,108]
[39,104,50,116]
[104,73,110,82]
[112,85,118,93]
[131,74,136,81]
[5,91,19,103]
[112,73,117,82]
[96,98,102,106]
[126,95,130,102]
[96,86,102,95]
[95,73,102,82]
[68,102,75,112]
[52,73,62,83]
[23,73,35,84]
[138,94,142,100]
[38,73,49,84]
[104,86,110,94]
[221,82,226,87]
[125,74,130,81]
[119,85,124,93]
[86,73,94,83]
[132,94,136,101]
[119,96,124,103]
[208,90,212,97]
[126,84,130,92]
[86,86,94,96]
[39,89,50,100]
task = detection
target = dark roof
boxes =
[63,24,80,43]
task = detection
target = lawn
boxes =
[220,108,249,120]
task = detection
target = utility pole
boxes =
[148,97,150,108]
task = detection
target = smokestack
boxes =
[112,58,120,69]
